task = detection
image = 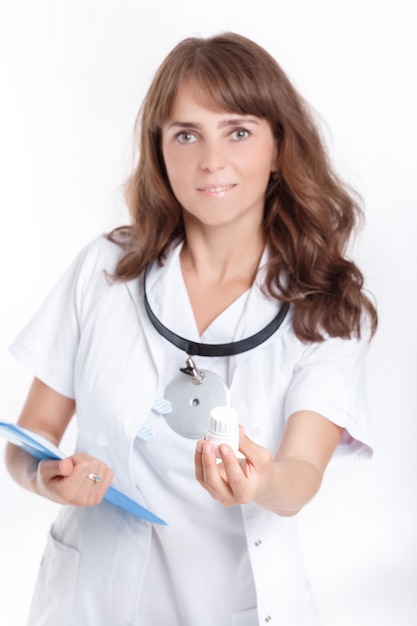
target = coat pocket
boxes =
[27,530,80,626]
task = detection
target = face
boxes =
[161,80,277,232]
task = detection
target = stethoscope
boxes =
[144,265,289,438]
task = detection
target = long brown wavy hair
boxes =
[108,32,377,342]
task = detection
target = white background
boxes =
[0,1,416,624]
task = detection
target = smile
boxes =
[205,185,232,192]
[198,184,236,194]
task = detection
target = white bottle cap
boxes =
[208,406,238,436]
[206,406,239,458]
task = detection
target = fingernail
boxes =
[203,442,212,455]
[196,441,203,453]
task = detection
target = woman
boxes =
[5,32,377,625]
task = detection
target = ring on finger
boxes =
[87,473,101,483]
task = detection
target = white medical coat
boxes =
[10,236,373,626]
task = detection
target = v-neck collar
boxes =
[145,242,284,346]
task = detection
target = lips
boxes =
[198,184,236,193]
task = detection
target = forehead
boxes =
[166,79,253,121]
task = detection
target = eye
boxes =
[230,128,251,141]
[175,131,197,144]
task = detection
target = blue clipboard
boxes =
[0,421,167,525]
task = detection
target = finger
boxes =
[237,427,258,457]
[36,458,77,503]
[72,458,113,506]
[200,441,234,503]
[238,430,272,468]
[84,462,115,506]
[194,440,205,485]
[195,443,227,500]
[218,445,252,503]
[49,454,114,507]
[38,458,72,481]
[195,440,219,478]
[58,457,75,477]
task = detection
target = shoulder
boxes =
[75,235,124,277]
[67,235,125,293]
[58,235,126,317]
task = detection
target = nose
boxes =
[198,140,226,172]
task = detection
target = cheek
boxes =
[163,158,189,202]
[239,140,276,178]
[162,151,179,188]
[163,146,188,182]
[248,153,276,184]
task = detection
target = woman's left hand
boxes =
[194,426,274,506]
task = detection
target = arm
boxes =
[194,410,343,516]
[5,377,114,507]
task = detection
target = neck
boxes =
[181,224,265,285]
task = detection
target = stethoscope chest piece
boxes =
[164,359,230,439]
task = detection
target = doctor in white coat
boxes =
[5,32,377,626]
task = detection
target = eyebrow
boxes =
[167,118,260,131]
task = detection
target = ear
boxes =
[270,142,279,173]
[269,159,281,187]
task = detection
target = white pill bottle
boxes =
[205,406,240,459]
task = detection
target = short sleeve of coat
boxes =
[284,333,373,461]
[9,237,121,399]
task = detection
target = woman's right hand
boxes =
[36,453,115,507]
[5,378,115,507]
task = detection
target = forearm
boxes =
[5,378,76,499]
[5,442,41,495]
[254,458,322,516]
